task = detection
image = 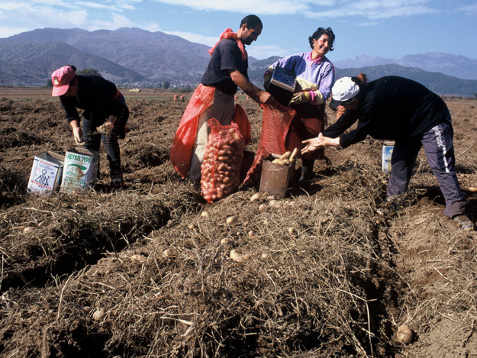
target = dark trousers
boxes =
[81,97,128,180]
[387,119,466,217]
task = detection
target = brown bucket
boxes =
[259,159,294,198]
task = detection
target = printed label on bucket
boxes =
[60,150,98,191]
[382,145,394,173]
[27,156,63,193]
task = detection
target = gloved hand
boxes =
[289,90,324,105]
[72,126,83,144]
[289,91,312,105]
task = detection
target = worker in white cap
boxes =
[302,75,473,231]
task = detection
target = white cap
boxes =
[332,77,360,102]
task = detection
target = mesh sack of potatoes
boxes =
[201,118,245,203]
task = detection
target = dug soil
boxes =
[0,88,476,357]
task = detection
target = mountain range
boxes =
[1,27,477,96]
[334,53,477,81]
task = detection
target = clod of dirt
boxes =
[396,324,414,344]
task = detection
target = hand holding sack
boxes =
[201,118,245,203]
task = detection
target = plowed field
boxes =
[0,87,476,357]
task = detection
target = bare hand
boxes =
[97,120,114,135]
[72,126,83,144]
[301,134,323,154]
[301,133,339,154]
[263,94,283,109]
[258,90,272,104]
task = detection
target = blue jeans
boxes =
[387,119,466,217]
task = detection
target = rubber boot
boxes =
[299,159,314,183]
[109,160,123,189]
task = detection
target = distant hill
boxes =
[5,27,212,85]
[0,38,144,86]
[1,28,477,96]
[334,52,477,80]
[335,64,477,96]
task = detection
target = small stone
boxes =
[287,227,295,235]
[258,204,267,211]
[269,200,281,208]
[200,211,209,218]
[23,227,34,234]
[248,230,255,239]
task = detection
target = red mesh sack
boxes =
[243,103,296,185]
[170,85,215,178]
[201,118,245,203]
[170,84,251,179]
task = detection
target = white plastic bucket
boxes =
[60,147,99,192]
[27,151,64,194]
[381,141,394,173]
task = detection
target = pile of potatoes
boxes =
[201,119,245,203]
[271,148,298,166]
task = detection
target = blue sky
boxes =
[0,0,476,61]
